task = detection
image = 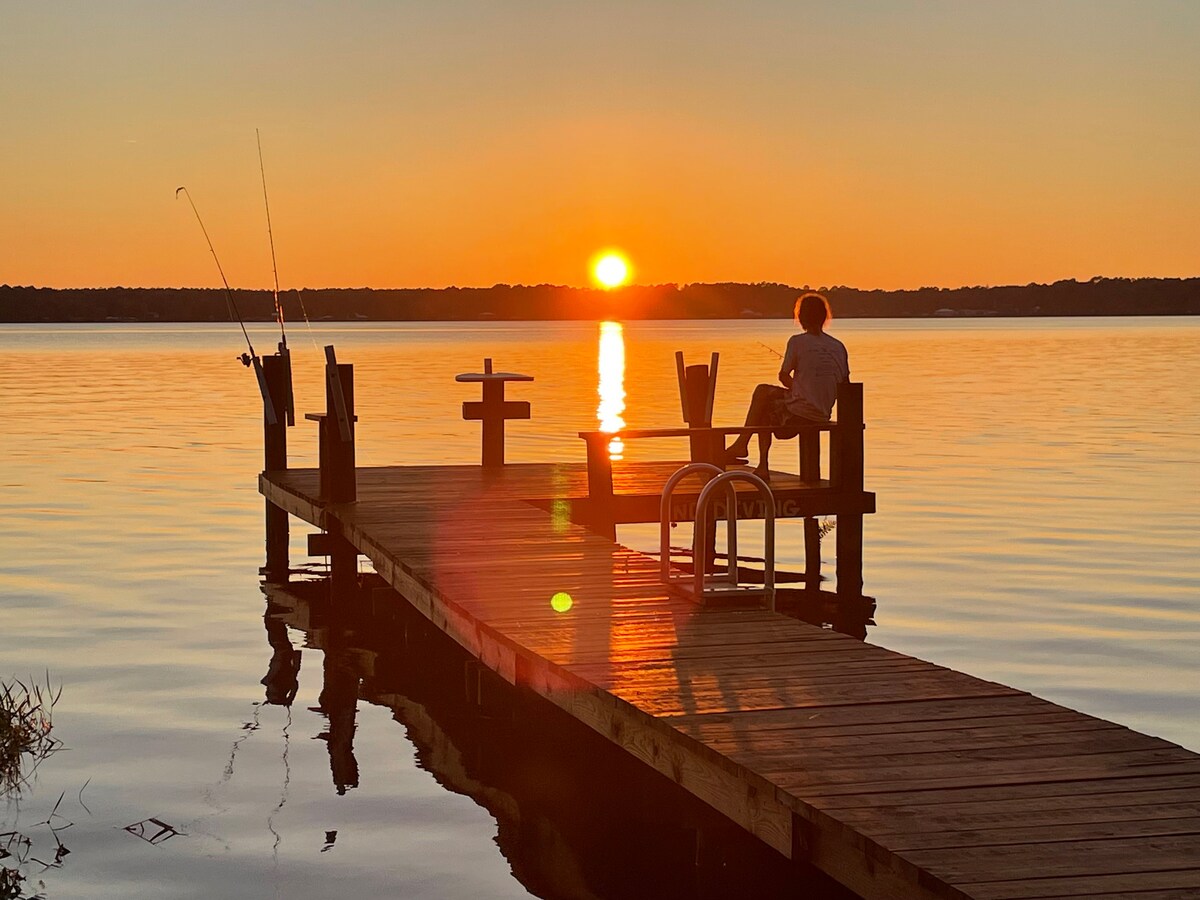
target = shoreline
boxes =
[3,278,1198,323]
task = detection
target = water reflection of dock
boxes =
[255,349,1200,899]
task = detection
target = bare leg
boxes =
[726,384,780,459]
[755,430,772,478]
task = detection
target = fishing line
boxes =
[295,288,319,352]
[177,185,278,424]
[176,186,257,361]
[255,130,298,425]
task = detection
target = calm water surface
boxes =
[1,318,1197,898]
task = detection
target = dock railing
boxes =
[579,382,864,517]
[579,381,866,603]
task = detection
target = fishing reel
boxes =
[239,352,254,367]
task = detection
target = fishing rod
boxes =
[256,129,286,351]
[757,340,783,360]
[176,186,256,359]
[293,288,317,347]
[253,132,314,355]
[255,130,297,426]
[176,185,278,425]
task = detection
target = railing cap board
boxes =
[579,424,848,441]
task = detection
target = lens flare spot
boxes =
[550,591,574,613]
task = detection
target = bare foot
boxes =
[720,446,749,467]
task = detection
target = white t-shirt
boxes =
[779,331,850,422]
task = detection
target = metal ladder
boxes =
[659,463,777,610]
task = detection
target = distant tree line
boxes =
[0,277,1196,323]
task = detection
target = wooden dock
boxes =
[260,460,1200,899]
[253,350,1200,898]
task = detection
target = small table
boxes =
[456,358,534,467]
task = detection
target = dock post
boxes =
[803,517,821,595]
[481,373,505,467]
[832,383,864,602]
[329,534,359,596]
[302,347,359,594]
[319,348,356,504]
[262,353,290,581]
[798,432,820,483]
[583,432,617,540]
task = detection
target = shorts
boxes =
[757,384,810,439]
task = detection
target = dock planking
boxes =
[260,461,1200,900]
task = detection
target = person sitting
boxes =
[722,293,850,477]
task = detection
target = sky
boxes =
[1,1,1198,291]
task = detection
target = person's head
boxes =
[794,292,831,332]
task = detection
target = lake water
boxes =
[1,318,1197,898]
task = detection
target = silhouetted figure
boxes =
[261,612,302,706]
[723,293,849,476]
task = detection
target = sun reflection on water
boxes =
[597,321,626,459]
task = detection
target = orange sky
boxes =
[2,2,1198,291]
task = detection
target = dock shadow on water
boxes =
[262,574,860,900]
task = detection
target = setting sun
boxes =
[591,252,631,289]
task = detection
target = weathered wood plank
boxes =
[964,872,1200,900]
[911,834,1200,882]
[810,773,1200,813]
[882,814,1200,851]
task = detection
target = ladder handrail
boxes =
[659,462,723,582]
[694,471,777,611]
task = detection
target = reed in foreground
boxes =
[0,676,62,800]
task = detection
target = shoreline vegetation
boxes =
[1,276,1197,323]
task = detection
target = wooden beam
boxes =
[462,399,531,421]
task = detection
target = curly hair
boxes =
[793,292,831,330]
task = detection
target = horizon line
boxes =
[5,274,1199,294]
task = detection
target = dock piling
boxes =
[295,347,359,590]
[308,347,356,504]
[831,382,865,601]
[583,432,617,539]
[328,531,359,596]
[261,353,291,580]
[803,516,821,595]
